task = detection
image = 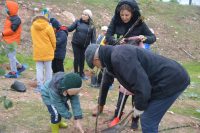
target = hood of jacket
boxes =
[49,72,66,94]
[6,1,18,16]
[32,16,50,31]
[114,0,141,25]
[99,45,114,72]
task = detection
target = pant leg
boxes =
[36,61,44,86]
[44,61,52,81]
[79,48,86,77]
[52,58,57,73]
[114,91,129,119]
[47,105,61,124]
[131,95,140,123]
[72,44,80,74]
[14,56,22,68]
[57,58,64,72]
[97,69,103,85]
[140,91,184,133]
[7,50,17,72]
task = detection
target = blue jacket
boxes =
[50,18,68,59]
[55,29,68,59]
[41,72,83,120]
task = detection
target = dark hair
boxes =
[119,4,134,14]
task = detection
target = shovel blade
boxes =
[109,117,120,127]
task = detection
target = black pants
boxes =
[97,69,103,85]
[114,91,139,124]
[52,58,64,73]
[72,44,86,77]
[114,91,130,119]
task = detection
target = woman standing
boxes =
[68,9,96,80]
[106,0,156,46]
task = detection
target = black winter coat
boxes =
[98,45,190,111]
[106,0,156,45]
[68,19,96,48]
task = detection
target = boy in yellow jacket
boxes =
[31,14,56,92]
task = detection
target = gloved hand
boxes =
[74,119,84,133]
[133,107,144,118]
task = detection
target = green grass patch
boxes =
[183,61,200,83]
[82,0,117,9]
[16,54,35,69]
[64,57,73,70]
[170,106,200,119]
[1,101,49,133]
[169,62,200,118]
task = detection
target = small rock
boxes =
[34,8,39,12]
[167,111,174,114]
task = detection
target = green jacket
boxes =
[41,72,83,120]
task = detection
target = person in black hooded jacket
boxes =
[85,44,190,133]
[68,9,96,80]
[50,18,68,73]
[102,0,156,129]
[106,0,156,46]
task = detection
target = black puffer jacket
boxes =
[106,0,156,45]
[99,45,190,111]
[68,19,96,48]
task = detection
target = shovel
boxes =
[101,109,134,133]
[109,90,127,127]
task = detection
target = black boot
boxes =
[131,116,139,130]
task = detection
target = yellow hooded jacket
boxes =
[31,16,56,61]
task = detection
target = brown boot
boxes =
[92,105,104,117]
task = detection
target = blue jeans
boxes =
[7,48,21,72]
[140,91,183,133]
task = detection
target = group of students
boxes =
[0,0,190,133]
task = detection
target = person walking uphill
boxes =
[106,0,156,46]
[41,72,84,133]
[31,14,56,92]
[0,0,26,78]
[50,18,68,73]
[68,9,96,80]
[85,44,190,133]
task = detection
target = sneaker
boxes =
[34,85,41,93]
[17,65,26,74]
[4,71,19,78]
